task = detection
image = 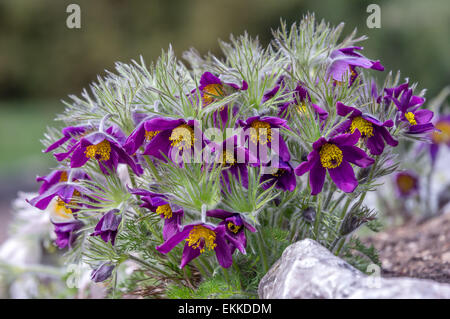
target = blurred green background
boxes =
[0,0,449,226]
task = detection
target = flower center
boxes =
[297,103,309,116]
[59,171,68,182]
[397,175,415,193]
[250,121,272,145]
[54,197,73,218]
[85,140,111,161]
[186,225,217,253]
[227,222,241,234]
[202,83,225,105]
[350,116,374,138]
[272,168,286,177]
[155,204,172,219]
[145,130,160,142]
[432,122,450,144]
[405,112,417,126]
[319,143,343,169]
[169,124,195,149]
[222,150,236,166]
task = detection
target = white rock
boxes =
[258,239,450,299]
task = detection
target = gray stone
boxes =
[258,239,450,299]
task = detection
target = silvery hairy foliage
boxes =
[28,14,435,298]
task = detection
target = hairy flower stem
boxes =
[323,184,336,209]
[313,192,322,239]
[144,156,161,182]
[127,254,173,279]
[256,229,269,273]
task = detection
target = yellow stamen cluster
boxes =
[227,222,241,234]
[59,171,68,182]
[250,121,272,145]
[397,175,415,193]
[432,122,450,144]
[202,83,225,105]
[156,204,173,219]
[319,143,343,169]
[85,140,111,161]
[55,197,73,218]
[221,150,236,166]
[272,168,285,177]
[169,124,195,149]
[186,225,217,253]
[405,112,417,126]
[350,116,374,138]
[145,130,160,142]
[297,102,309,117]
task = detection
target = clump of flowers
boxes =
[27,14,437,298]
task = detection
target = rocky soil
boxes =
[365,212,450,284]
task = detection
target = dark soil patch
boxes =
[365,213,450,284]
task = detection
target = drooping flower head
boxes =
[156,223,233,269]
[294,131,374,195]
[260,159,297,192]
[206,209,256,255]
[90,209,122,245]
[129,187,184,241]
[394,171,419,198]
[35,169,90,195]
[336,102,398,155]
[328,46,384,86]
[52,219,84,249]
[238,116,291,163]
[91,262,115,283]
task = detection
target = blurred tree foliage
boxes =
[0,0,448,101]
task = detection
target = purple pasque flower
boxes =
[210,135,259,189]
[128,117,203,163]
[27,180,90,212]
[90,209,122,245]
[277,85,328,123]
[336,102,398,155]
[73,127,142,175]
[429,115,450,163]
[35,169,90,195]
[51,124,142,175]
[294,131,374,195]
[386,83,435,134]
[196,72,248,127]
[206,209,256,254]
[395,171,419,198]
[129,187,184,241]
[260,159,297,192]
[238,116,291,163]
[52,219,83,249]
[156,222,233,269]
[328,46,384,86]
[91,262,115,283]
